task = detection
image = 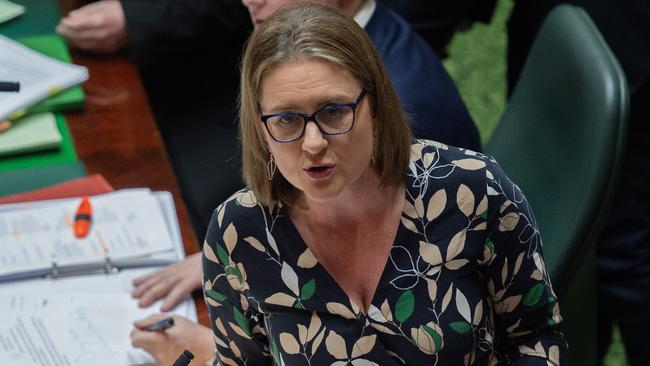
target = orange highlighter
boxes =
[74,196,92,238]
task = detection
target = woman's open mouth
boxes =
[304,164,335,179]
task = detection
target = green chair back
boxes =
[485,5,629,365]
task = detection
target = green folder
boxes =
[0,161,86,196]
[18,34,86,113]
[0,113,77,171]
[0,0,60,38]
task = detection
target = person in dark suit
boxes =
[363,1,481,151]
[507,2,650,365]
[58,0,253,238]
[381,0,498,58]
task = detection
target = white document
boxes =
[0,0,24,24]
[0,189,178,281]
[0,268,198,366]
[0,34,88,120]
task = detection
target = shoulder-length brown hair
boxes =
[239,2,412,206]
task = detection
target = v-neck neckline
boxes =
[277,191,410,317]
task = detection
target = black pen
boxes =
[144,317,175,331]
[0,81,20,92]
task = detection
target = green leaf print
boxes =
[422,325,444,352]
[206,290,227,302]
[216,244,230,265]
[449,321,472,334]
[300,278,316,301]
[271,338,281,365]
[523,283,544,306]
[395,290,415,323]
[233,306,251,336]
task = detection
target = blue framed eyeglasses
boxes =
[259,90,366,143]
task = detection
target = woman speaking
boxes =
[202,3,566,365]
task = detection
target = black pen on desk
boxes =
[0,81,20,92]
[144,317,175,331]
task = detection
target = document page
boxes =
[0,35,88,119]
[0,268,197,366]
[0,190,175,278]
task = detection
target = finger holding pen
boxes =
[131,314,215,366]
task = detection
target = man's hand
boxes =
[56,0,128,54]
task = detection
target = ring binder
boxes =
[45,253,121,279]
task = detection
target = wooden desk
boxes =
[64,51,210,325]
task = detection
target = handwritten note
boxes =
[0,268,197,366]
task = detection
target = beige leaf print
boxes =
[530,270,544,281]
[281,262,300,296]
[419,241,443,266]
[514,252,524,275]
[298,324,308,344]
[549,345,560,365]
[456,289,472,323]
[213,333,228,348]
[280,332,301,354]
[370,323,397,335]
[266,229,280,256]
[499,212,520,231]
[266,292,296,307]
[381,299,394,322]
[203,240,219,264]
[312,328,326,355]
[473,300,483,326]
[426,279,438,302]
[452,158,486,170]
[476,195,488,216]
[423,152,436,168]
[426,189,447,221]
[445,259,469,270]
[457,184,475,217]
[403,199,419,219]
[217,206,225,228]
[368,305,388,323]
[229,340,242,358]
[326,302,357,319]
[351,359,379,366]
[415,194,425,217]
[411,323,443,355]
[307,312,322,342]
[325,330,348,360]
[496,295,522,314]
[446,229,467,261]
[410,143,423,162]
[351,334,377,358]
[228,322,251,339]
[401,216,420,234]
[441,284,453,313]
[218,355,239,366]
[205,297,220,307]
[215,318,227,337]
[223,223,237,254]
[243,236,265,252]
[501,257,509,285]
[297,248,318,268]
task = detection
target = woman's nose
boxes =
[301,122,328,155]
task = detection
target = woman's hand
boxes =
[131,314,215,366]
[131,253,203,311]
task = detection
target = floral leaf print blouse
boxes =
[202,140,566,366]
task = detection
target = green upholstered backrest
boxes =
[485,5,629,295]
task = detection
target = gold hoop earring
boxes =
[267,153,277,180]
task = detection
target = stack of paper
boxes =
[0,112,61,157]
[0,189,197,366]
[0,34,88,120]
